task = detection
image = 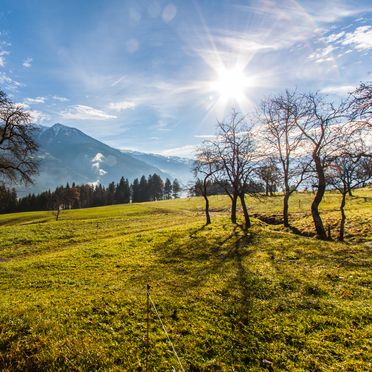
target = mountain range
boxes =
[17,123,193,196]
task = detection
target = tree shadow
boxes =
[288,224,315,238]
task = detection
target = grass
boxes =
[0,190,371,370]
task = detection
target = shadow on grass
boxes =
[288,224,315,238]
[132,223,263,316]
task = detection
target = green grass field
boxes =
[0,190,371,370]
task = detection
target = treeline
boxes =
[0,174,182,214]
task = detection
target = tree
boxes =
[115,177,130,204]
[206,110,257,229]
[260,90,311,227]
[294,92,354,240]
[327,151,372,241]
[139,175,149,202]
[0,89,39,185]
[149,173,164,201]
[131,178,140,202]
[349,81,371,128]
[255,159,279,197]
[193,148,218,225]
[164,178,172,200]
[172,179,181,199]
[0,185,17,213]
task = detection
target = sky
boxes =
[0,0,371,157]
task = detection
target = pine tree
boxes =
[164,178,172,199]
[172,179,181,198]
[131,178,140,202]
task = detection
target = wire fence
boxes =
[146,284,185,371]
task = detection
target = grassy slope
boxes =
[0,191,371,370]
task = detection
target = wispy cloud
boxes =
[308,45,337,64]
[52,95,69,102]
[22,57,33,68]
[108,100,136,111]
[160,144,196,158]
[60,105,117,121]
[0,72,21,91]
[24,96,46,104]
[0,50,9,67]
[194,134,215,139]
[320,84,356,95]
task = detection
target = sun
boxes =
[211,66,251,103]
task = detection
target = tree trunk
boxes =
[348,189,353,197]
[231,193,238,224]
[239,193,251,229]
[338,192,347,241]
[265,182,269,196]
[203,194,211,225]
[283,192,290,227]
[202,178,211,225]
[312,155,327,240]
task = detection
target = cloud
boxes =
[308,45,337,63]
[0,72,21,91]
[52,95,69,102]
[162,3,177,23]
[24,96,46,104]
[91,152,107,177]
[340,26,372,51]
[28,109,50,124]
[194,134,215,139]
[22,57,33,68]
[320,85,356,95]
[108,100,136,111]
[160,144,196,158]
[60,105,117,121]
[0,50,9,67]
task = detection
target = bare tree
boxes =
[255,158,279,196]
[0,90,39,185]
[294,92,356,240]
[349,81,371,128]
[260,90,311,227]
[327,149,372,241]
[205,109,257,229]
[193,147,219,225]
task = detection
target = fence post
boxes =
[146,284,150,371]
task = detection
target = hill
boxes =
[0,190,371,370]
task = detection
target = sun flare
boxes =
[211,66,251,103]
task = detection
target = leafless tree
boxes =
[260,90,311,227]
[205,109,257,229]
[349,81,371,128]
[0,90,39,185]
[193,147,219,225]
[327,147,372,241]
[255,158,279,196]
[294,92,357,240]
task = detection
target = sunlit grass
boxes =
[0,189,371,370]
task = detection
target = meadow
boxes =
[0,190,371,371]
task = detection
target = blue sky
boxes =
[0,0,371,157]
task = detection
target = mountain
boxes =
[123,150,194,184]
[17,123,192,196]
